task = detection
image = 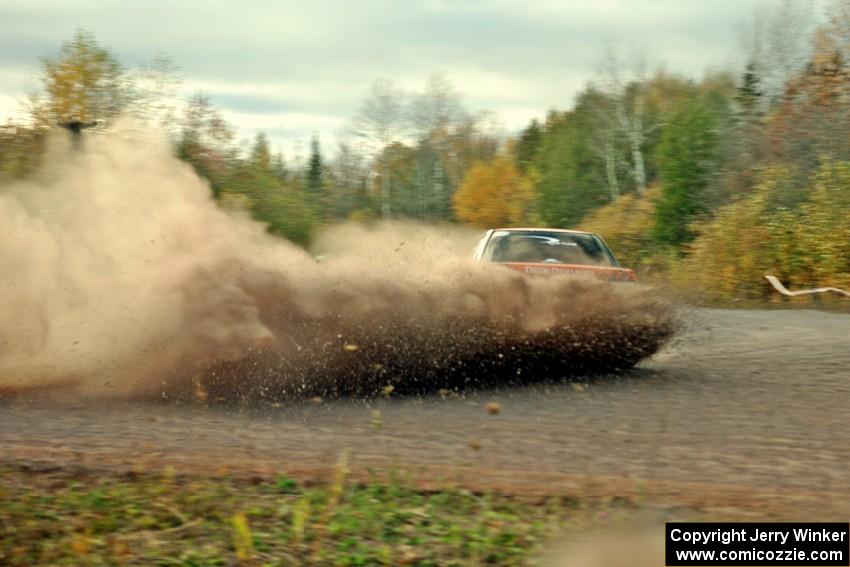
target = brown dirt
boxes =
[2,307,849,517]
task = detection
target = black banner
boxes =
[666,523,849,566]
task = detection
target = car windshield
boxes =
[485,231,615,266]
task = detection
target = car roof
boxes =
[491,227,596,236]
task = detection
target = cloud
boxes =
[0,0,760,154]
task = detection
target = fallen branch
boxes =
[765,275,850,297]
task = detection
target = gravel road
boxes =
[2,308,849,515]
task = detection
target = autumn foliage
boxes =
[578,186,662,269]
[40,29,126,124]
[452,155,536,228]
[674,161,850,301]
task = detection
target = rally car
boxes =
[473,228,636,282]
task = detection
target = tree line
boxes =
[2,0,849,300]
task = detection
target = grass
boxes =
[0,463,658,566]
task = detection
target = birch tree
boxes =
[597,47,657,196]
[352,78,406,218]
[330,136,367,219]
[825,0,850,60]
[408,73,468,220]
[583,86,624,199]
[742,0,815,103]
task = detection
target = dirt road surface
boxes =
[2,308,849,516]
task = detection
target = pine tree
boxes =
[250,133,271,171]
[515,119,543,174]
[653,96,720,246]
[305,135,327,219]
[735,62,763,118]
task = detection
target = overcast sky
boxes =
[0,0,797,160]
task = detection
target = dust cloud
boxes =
[0,121,676,402]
